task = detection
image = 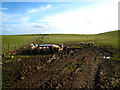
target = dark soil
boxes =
[2,45,120,89]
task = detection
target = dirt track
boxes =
[2,45,120,89]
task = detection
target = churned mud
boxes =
[2,45,120,89]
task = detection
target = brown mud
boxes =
[2,45,120,89]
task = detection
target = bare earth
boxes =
[2,45,120,89]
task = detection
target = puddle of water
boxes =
[53,58,57,60]
[103,56,111,59]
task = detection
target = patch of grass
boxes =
[50,61,60,68]
[17,58,22,62]
[3,56,11,60]
[2,35,41,53]
[69,45,83,48]
[2,66,13,71]
[65,62,82,71]
[2,81,14,88]
[80,65,86,71]
[15,55,30,58]
[110,54,120,61]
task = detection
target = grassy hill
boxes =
[2,30,119,53]
[41,30,119,49]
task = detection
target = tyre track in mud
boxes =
[67,48,102,88]
[4,46,119,89]
[10,48,102,88]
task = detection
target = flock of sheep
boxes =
[80,42,94,46]
[30,42,94,54]
[30,43,64,54]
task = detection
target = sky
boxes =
[1,0,119,35]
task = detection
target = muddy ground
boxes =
[2,45,120,89]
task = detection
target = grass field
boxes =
[2,30,119,53]
[42,30,119,49]
[2,35,40,53]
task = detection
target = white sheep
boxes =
[30,43,34,47]
[30,43,38,53]
[42,46,50,53]
[30,44,35,53]
[59,44,64,51]
[37,47,42,53]
[46,46,50,52]
[88,42,94,47]
[53,44,60,51]
[80,42,84,45]
[34,44,38,47]
[90,42,94,46]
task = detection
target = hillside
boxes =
[2,30,119,53]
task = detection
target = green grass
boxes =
[2,81,14,88]
[93,30,119,48]
[2,30,119,53]
[2,35,41,53]
[65,62,83,71]
[110,54,120,61]
[42,30,119,49]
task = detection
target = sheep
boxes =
[42,46,50,53]
[88,43,91,47]
[63,44,69,50]
[37,46,42,53]
[34,44,38,48]
[59,44,64,51]
[53,44,60,52]
[30,43,38,53]
[30,43,34,47]
[49,46,54,52]
[46,46,50,52]
[42,47,46,52]
[91,42,94,46]
[80,42,84,45]
[69,50,74,56]
[30,44,35,53]
[88,42,94,47]
[2,53,5,58]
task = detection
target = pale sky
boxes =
[1,0,119,35]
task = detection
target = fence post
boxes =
[19,42,20,48]
[15,42,16,50]
[8,42,9,52]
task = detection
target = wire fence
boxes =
[2,36,46,54]
[2,40,32,53]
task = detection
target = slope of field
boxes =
[95,30,119,49]
[41,30,119,49]
[2,30,119,53]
